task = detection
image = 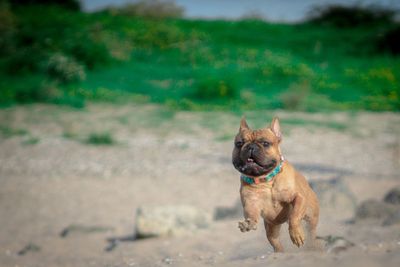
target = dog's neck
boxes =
[241,155,285,185]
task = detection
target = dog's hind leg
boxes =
[264,221,284,252]
[305,208,321,250]
[306,216,318,240]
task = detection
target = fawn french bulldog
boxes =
[232,117,319,252]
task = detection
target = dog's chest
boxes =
[242,184,289,223]
[260,187,287,220]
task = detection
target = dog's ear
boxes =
[270,117,282,142]
[239,116,250,131]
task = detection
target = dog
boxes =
[232,117,319,252]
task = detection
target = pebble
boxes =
[135,205,211,238]
[163,257,172,265]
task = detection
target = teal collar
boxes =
[241,159,284,185]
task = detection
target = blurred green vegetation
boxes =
[85,132,115,145]
[0,125,28,137]
[0,2,399,111]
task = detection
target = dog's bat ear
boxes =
[240,116,250,131]
[270,117,282,141]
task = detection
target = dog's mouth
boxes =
[245,157,261,167]
[234,156,277,177]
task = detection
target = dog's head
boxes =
[232,117,282,177]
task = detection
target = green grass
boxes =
[85,132,115,145]
[283,118,348,130]
[21,136,40,145]
[0,5,399,111]
[0,125,29,138]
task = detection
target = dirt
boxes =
[0,103,399,267]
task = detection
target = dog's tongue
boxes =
[247,158,254,163]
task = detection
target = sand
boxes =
[0,104,399,267]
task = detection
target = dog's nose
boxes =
[248,143,257,155]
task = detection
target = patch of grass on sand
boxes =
[283,118,348,130]
[85,132,115,145]
[63,131,77,139]
[21,136,40,145]
[0,125,28,138]
[215,133,235,142]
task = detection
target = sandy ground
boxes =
[0,103,399,267]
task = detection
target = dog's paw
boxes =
[238,219,257,232]
[289,225,305,247]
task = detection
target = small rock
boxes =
[163,257,172,264]
[383,210,400,226]
[355,199,398,220]
[214,200,242,220]
[310,178,357,219]
[18,243,40,256]
[317,235,354,253]
[383,187,400,205]
[135,205,211,238]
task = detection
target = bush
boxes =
[46,53,86,83]
[67,38,113,70]
[279,82,310,110]
[307,5,396,27]
[111,0,184,18]
[8,75,49,103]
[9,0,81,11]
[134,22,185,49]
[377,25,400,55]
[0,77,86,108]
[0,2,16,54]
[4,47,46,75]
[192,70,240,100]
[240,10,266,21]
[255,51,315,85]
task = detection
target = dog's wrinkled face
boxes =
[232,117,282,177]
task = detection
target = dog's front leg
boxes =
[238,197,259,232]
[288,193,306,247]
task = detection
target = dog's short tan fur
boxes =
[232,117,319,252]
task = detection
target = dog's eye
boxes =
[262,141,271,148]
[235,141,244,148]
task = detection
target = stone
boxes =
[382,210,400,226]
[355,199,397,220]
[317,235,354,253]
[18,243,41,256]
[135,205,211,238]
[383,186,400,205]
[309,178,357,219]
[214,200,242,220]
